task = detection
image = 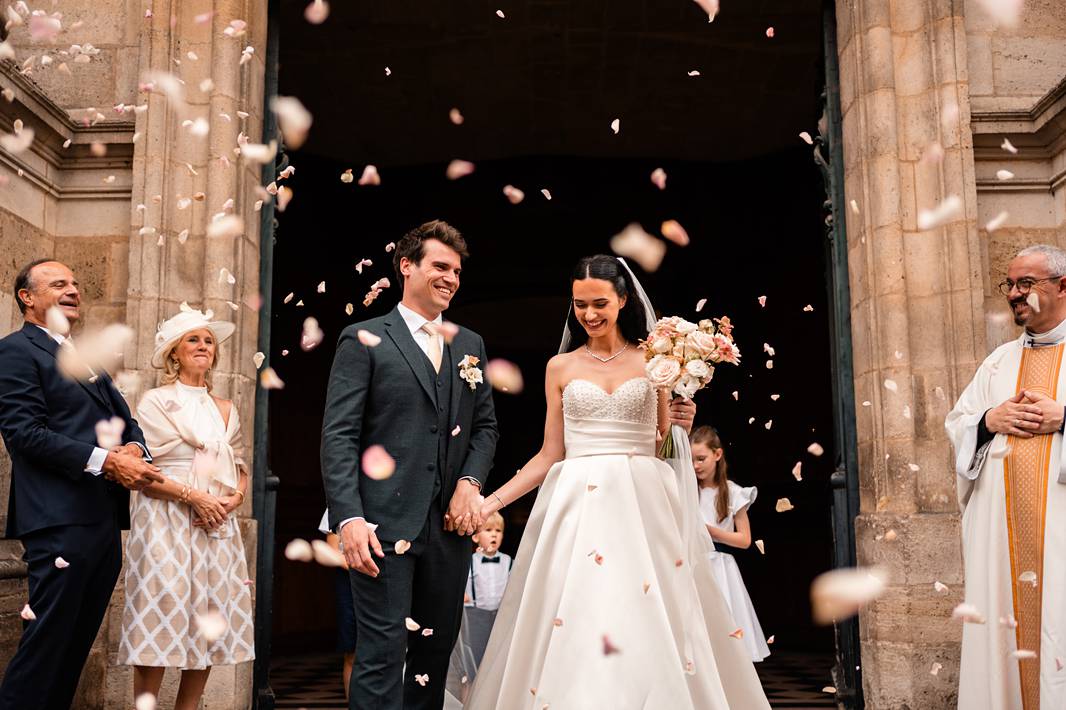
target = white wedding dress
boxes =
[465,377,770,709]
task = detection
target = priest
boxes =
[946,243,1066,710]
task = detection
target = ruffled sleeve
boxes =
[727,480,757,514]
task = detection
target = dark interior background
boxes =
[271,0,835,655]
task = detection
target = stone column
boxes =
[105,0,269,708]
[835,0,987,706]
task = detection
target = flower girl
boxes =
[691,426,770,662]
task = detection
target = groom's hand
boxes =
[445,479,483,536]
[340,519,385,577]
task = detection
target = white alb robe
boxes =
[946,319,1066,710]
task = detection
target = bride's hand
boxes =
[668,397,696,433]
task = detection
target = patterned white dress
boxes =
[118,381,255,669]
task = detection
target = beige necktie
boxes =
[421,323,442,373]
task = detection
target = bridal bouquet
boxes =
[640,315,741,399]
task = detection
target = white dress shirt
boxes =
[338,303,479,534]
[464,551,512,611]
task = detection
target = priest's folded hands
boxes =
[984,390,1065,438]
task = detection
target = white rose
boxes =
[685,331,717,359]
[685,359,711,379]
[674,374,701,399]
[651,336,672,354]
[646,355,681,390]
[675,319,698,335]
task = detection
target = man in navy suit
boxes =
[0,259,163,710]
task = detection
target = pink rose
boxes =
[685,331,718,359]
[674,374,701,399]
[684,359,711,380]
[646,354,681,390]
[714,335,740,364]
[675,319,698,335]
[650,336,672,354]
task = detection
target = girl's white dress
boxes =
[465,377,769,709]
[699,481,771,662]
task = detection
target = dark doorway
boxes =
[267,0,839,704]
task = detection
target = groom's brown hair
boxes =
[393,220,469,284]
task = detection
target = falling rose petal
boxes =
[1001,615,1018,628]
[803,304,814,312]
[849,199,860,214]
[218,267,237,285]
[811,566,888,624]
[385,242,396,252]
[791,462,803,481]
[610,223,666,272]
[934,581,949,593]
[345,303,354,316]
[57,324,134,382]
[355,258,372,274]
[207,214,244,239]
[748,417,755,424]
[95,416,126,449]
[485,359,524,393]
[451,425,461,437]
[996,169,1014,181]
[495,9,505,18]
[284,292,294,304]
[610,118,620,134]
[661,220,690,246]
[54,556,69,569]
[921,142,944,165]
[394,539,411,555]
[732,391,739,400]
[358,165,381,186]
[687,70,701,77]
[311,539,346,567]
[1001,137,1018,154]
[195,611,227,642]
[765,361,773,370]
[449,108,464,125]
[908,463,920,472]
[340,168,354,183]
[765,26,775,37]
[304,0,329,24]
[240,140,278,165]
[1018,570,1038,587]
[1057,657,1064,671]
[1012,649,1037,660]
[807,442,825,457]
[695,298,707,312]
[362,445,396,480]
[730,628,744,639]
[20,603,35,621]
[260,367,285,389]
[271,96,313,150]
[985,211,1009,233]
[975,0,1023,26]
[0,126,33,154]
[357,330,382,347]
[602,634,621,655]
[446,160,475,180]
[754,540,765,554]
[651,168,667,190]
[405,617,420,631]
[758,295,767,307]
[952,602,986,624]
[930,662,943,676]
[317,281,326,293]
[503,185,525,204]
[799,131,813,145]
[45,306,71,336]
[693,0,720,20]
[883,378,898,393]
[540,188,552,200]
[276,186,293,212]
[134,693,157,710]
[301,317,324,351]
[384,66,391,76]
[823,686,837,694]
[770,394,780,401]
[775,498,794,512]
[252,352,266,370]
[1026,291,1041,313]
[421,628,434,637]
[414,674,428,686]
[884,529,898,542]
[917,195,962,230]
[284,538,313,562]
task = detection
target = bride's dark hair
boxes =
[565,255,649,351]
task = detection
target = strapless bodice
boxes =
[562,377,658,457]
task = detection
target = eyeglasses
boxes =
[998,276,1063,296]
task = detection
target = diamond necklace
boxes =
[585,343,629,363]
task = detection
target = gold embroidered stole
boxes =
[1004,343,1064,710]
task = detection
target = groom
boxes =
[322,220,499,710]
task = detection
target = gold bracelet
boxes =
[234,489,246,504]
[179,485,191,504]
[492,492,505,509]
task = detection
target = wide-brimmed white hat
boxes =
[151,302,236,368]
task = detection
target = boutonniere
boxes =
[458,355,483,391]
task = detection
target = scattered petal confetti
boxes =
[135,693,157,710]
[362,445,396,480]
[414,674,428,686]
[385,242,396,252]
[602,634,621,655]
[693,0,719,21]
[930,661,942,676]
[687,70,700,77]
[651,168,667,190]
[985,211,1009,233]
[799,131,813,145]
[661,220,690,246]
[0,126,33,154]
[446,160,475,180]
[421,628,434,637]
[884,379,898,392]
[46,306,70,336]
[764,419,773,429]
[807,442,824,456]
[803,304,814,312]
[934,581,949,593]
[732,391,739,400]
[823,687,837,694]
[1026,291,1041,312]
[643,581,651,594]
[758,295,767,307]
[917,195,962,230]
[271,96,313,149]
[345,303,354,316]
[849,199,860,214]
[195,612,227,642]
[357,330,382,347]
[19,603,35,621]
[95,416,126,449]
[405,617,420,631]
[317,281,326,293]
[695,298,707,312]
[755,540,765,554]
[730,628,744,639]
[384,66,391,76]
[340,169,354,183]
[394,540,411,555]
[540,188,552,200]
[1001,615,1018,628]
[884,529,898,541]
[495,9,505,18]
[304,0,329,24]
[1057,657,1064,671]
[765,26,775,38]
[284,292,294,304]
[975,0,1023,26]
[358,165,381,186]
[952,602,986,624]
[311,539,346,567]
[792,462,803,481]
[1018,570,1037,587]
[765,360,773,370]
[587,485,598,492]
[207,214,244,239]
[811,566,888,624]
[300,318,324,351]
[770,394,780,401]
[1012,649,1037,660]
[908,463,920,472]
[252,352,266,369]
[284,538,313,562]
[485,359,524,393]
[610,118,620,134]
[451,425,461,437]
[260,367,285,389]
[503,185,525,204]
[922,142,944,165]
[54,556,69,569]
[996,169,1014,181]
[449,108,464,125]
[610,223,666,272]
[1001,137,1018,154]
[775,498,793,512]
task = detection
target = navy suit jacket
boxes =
[0,322,149,538]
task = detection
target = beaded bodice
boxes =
[562,377,657,426]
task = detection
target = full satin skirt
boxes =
[465,447,769,709]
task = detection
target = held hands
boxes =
[340,518,385,578]
[986,391,1062,438]
[444,479,483,536]
[102,450,164,490]
[668,397,697,434]
[188,490,227,529]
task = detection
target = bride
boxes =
[465,255,769,709]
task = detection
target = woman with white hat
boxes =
[117,304,254,709]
